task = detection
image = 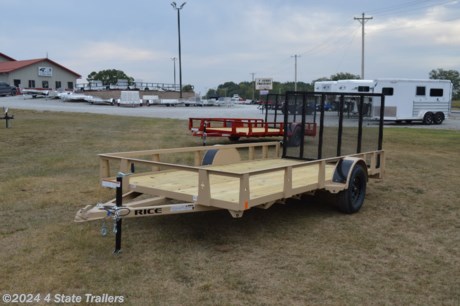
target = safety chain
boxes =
[97,203,130,236]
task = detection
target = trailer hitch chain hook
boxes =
[100,220,108,237]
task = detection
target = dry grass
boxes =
[0,109,459,305]
[452,99,460,109]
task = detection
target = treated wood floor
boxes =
[206,127,282,134]
[129,159,335,206]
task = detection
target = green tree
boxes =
[330,72,361,81]
[312,72,361,85]
[207,81,314,100]
[182,84,194,92]
[429,68,460,99]
[217,82,239,97]
[87,69,134,85]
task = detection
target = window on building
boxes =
[55,81,62,90]
[67,82,74,90]
[382,87,394,96]
[358,86,370,92]
[42,81,49,88]
[430,88,444,97]
[416,86,426,96]
[28,80,35,88]
[14,79,21,87]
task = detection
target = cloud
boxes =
[72,42,164,62]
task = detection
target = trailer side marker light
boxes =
[244,201,249,210]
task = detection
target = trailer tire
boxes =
[434,112,445,125]
[336,163,367,214]
[228,136,240,141]
[423,112,434,125]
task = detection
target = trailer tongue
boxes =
[75,91,386,253]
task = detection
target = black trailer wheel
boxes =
[336,163,367,214]
[433,112,445,125]
[228,136,240,141]
[423,112,434,125]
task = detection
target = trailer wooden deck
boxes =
[201,126,282,134]
[84,141,384,218]
[129,158,336,208]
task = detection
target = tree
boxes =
[429,68,460,99]
[206,81,313,100]
[312,72,361,85]
[330,72,361,81]
[87,69,134,85]
[182,84,194,92]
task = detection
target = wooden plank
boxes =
[206,127,282,134]
[127,159,336,211]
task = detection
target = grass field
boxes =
[452,99,460,109]
[0,109,459,305]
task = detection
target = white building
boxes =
[0,52,81,91]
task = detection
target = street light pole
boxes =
[171,57,177,87]
[250,72,255,102]
[291,54,300,91]
[171,2,186,98]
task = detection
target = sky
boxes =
[1,0,459,95]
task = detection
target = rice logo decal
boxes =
[134,208,163,215]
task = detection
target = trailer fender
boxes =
[202,146,241,166]
[331,157,368,189]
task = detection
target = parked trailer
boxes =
[314,78,452,124]
[189,94,316,145]
[75,91,385,252]
[141,95,161,106]
[117,91,143,107]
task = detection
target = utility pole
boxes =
[250,72,255,101]
[354,12,373,79]
[291,55,300,91]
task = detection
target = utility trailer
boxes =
[189,118,286,142]
[75,91,386,253]
[189,94,317,145]
[117,91,143,107]
[314,78,452,124]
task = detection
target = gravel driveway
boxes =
[1,95,459,130]
[0,95,264,120]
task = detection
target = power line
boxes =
[367,0,455,18]
[258,0,457,82]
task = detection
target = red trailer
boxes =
[189,117,316,144]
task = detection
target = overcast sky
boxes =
[1,0,459,94]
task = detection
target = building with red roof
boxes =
[0,52,81,91]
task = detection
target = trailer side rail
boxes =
[189,118,285,138]
[97,142,383,214]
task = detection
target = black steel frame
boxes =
[282,91,385,160]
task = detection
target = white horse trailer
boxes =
[315,79,452,124]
